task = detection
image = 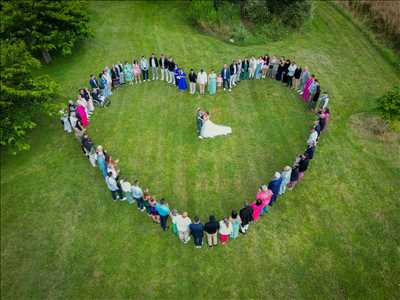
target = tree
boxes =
[1,0,91,63]
[0,41,58,153]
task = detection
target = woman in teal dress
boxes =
[230,210,241,239]
[124,61,133,84]
[208,69,217,95]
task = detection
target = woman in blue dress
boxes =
[177,69,187,91]
[208,69,217,95]
[124,61,133,85]
[174,66,180,87]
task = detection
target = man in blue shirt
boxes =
[155,199,170,231]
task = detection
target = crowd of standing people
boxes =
[60,52,331,248]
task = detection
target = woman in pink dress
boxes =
[321,108,330,132]
[133,59,141,83]
[256,185,273,214]
[76,104,88,127]
[302,75,315,102]
[250,199,264,222]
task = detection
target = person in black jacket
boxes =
[298,154,310,179]
[204,215,220,247]
[188,69,197,95]
[309,79,320,111]
[304,144,315,160]
[168,58,176,85]
[159,54,169,81]
[239,202,253,234]
[288,164,300,190]
[189,216,204,248]
[149,53,159,80]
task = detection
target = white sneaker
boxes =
[198,136,203,139]
[229,89,232,92]
[224,88,226,91]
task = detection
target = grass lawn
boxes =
[1,1,400,299]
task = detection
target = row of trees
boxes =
[1,0,90,153]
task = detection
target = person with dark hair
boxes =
[89,74,99,89]
[111,65,120,88]
[140,56,149,82]
[239,202,253,234]
[159,53,169,81]
[313,120,322,138]
[288,164,300,190]
[168,58,176,85]
[204,215,220,247]
[105,171,123,201]
[309,79,320,111]
[81,134,96,167]
[250,199,264,222]
[298,154,310,180]
[305,143,316,160]
[268,172,283,206]
[156,198,170,231]
[230,211,241,240]
[189,216,204,248]
[293,65,302,90]
[189,69,197,95]
[149,53,159,80]
[221,64,231,92]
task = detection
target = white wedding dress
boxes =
[200,118,232,138]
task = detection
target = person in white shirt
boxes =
[249,57,257,79]
[120,178,133,204]
[175,211,192,243]
[197,69,207,95]
[307,128,318,146]
[140,56,149,81]
[218,217,233,245]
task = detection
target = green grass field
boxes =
[1,1,400,299]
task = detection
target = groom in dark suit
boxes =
[221,64,231,92]
[196,108,204,138]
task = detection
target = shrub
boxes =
[377,86,400,122]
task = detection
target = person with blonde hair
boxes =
[175,211,192,243]
[279,166,292,195]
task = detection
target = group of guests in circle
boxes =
[59,52,331,248]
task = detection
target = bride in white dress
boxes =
[200,112,232,138]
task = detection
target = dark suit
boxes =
[221,68,231,89]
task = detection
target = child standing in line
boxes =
[217,74,223,90]
[170,209,179,236]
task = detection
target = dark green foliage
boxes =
[187,0,311,44]
[0,42,58,153]
[241,0,312,29]
[377,85,400,122]
[0,0,91,63]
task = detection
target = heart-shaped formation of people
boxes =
[60,53,331,248]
